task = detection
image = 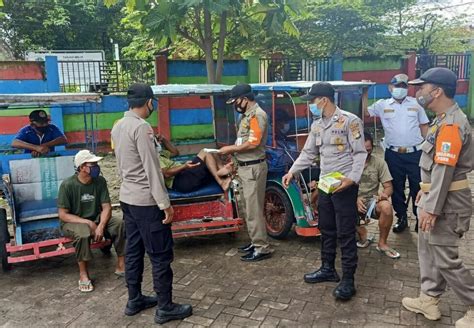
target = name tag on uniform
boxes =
[236,137,243,146]
[383,109,395,113]
[408,108,418,112]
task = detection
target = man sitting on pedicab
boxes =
[11,109,67,157]
[155,134,234,193]
[57,150,126,292]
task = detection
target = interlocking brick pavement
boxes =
[0,139,473,327]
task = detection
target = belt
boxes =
[237,158,266,166]
[387,145,422,154]
[419,179,469,193]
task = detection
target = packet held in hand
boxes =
[203,148,220,154]
[318,172,344,194]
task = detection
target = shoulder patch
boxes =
[349,121,361,139]
[434,124,462,167]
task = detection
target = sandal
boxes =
[376,246,401,259]
[78,280,94,292]
[114,271,125,278]
[357,235,375,248]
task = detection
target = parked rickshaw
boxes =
[213,81,375,239]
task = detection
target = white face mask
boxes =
[155,141,162,153]
[391,87,408,100]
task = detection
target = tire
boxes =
[264,184,294,239]
[0,208,11,272]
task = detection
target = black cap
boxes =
[127,83,156,101]
[226,83,254,104]
[408,67,457,89]
[29,109,49,123]
[300,82,335,101]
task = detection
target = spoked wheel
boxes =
[0,208,11,272]
[264,185,294,239]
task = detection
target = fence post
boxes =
[45,55,60,92]
[405,51,417,97]
[331,53,343,80]
[246,55,259,83]
[155,55,171,139]
[467,51,473,120]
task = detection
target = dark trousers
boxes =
[384,149,421,219]
[318,185,358,277]
[121,202,174,309]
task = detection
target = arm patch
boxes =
[434,124,462,167]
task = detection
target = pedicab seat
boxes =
[168,181,223,200]
[16,199,58,223]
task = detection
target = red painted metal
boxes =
[6,238,111,264]
[343,70,403,84]
[295,226,321,237]
[169,96,212,109]
[0,116,29,135]
[173,226,240,238]
[457,80,469,94]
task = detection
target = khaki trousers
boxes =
[419,213,474,305]
[237,161,270,253]
[61,215,126,262]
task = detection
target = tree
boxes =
[105,0,304,83]
[0,0,129,59]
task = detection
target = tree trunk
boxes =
[215,11,227,84]
[203,7,215,84]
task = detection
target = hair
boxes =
[128,98,149,109]
[364,131,373,146]
[325,95,335,103]
[244,93,255,101]
[436,84,456,99]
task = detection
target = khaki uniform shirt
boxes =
[418,103,472,216]
[289,107,367,183]
[358,155,392,200]
[111,111,170,210]
[235,103,268,162]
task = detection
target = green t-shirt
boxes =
[57,175,111,221]
[158,151,181,189]
[358,155,392,201]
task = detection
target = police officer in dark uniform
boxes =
[283,82,367,300]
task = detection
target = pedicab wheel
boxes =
[264,185,294,240]
[0,208,11,272]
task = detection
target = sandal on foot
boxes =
[78,280,94,292]
[114,271,125,278]
[357,235,375,248]
[376,246,400,259]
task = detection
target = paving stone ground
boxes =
[0,138,473,327]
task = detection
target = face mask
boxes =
[391,87,408,100]
[309,103,321,117]
[416,89,436,108]
[88,165,101,178]
[155,141,162,153]
[281,123,290,134]
[234,98,247,113]
[146,99,155,118]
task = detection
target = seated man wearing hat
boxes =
[57,150,125,292]
[11,109,67,156]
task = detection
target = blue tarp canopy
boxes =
[250,81,375,92]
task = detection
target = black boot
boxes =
[155,303,193,324]
[124,294,159,316]
[392,216,408,233]
[238,243,254,254]
[414,217,418,233]
[304,262,340,284]
[333,278,356,300]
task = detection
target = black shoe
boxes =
[124,294,158,316]
[154,303,193,324]
[304,263,340,284]
[392,216,408,233]
[240,250,272,262]
[238,243,254,254]
[333,278,356,300]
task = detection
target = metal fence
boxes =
[58,60,155,93]
[259,57,334,83]
[416,54,471,80]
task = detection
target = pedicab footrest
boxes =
[5,237,112,264]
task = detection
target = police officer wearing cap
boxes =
[111,83,192,324]
[282,82,367,301]
[12,109,67,156]
[219,83,272,262]
[368,74,429,233]
[402,68,474,328]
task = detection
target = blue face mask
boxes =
[88,165,101,178]
[309,103,321,117]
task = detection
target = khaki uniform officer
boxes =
[402,68,474,328]
[219,83,272,262]
[283,82,367,301]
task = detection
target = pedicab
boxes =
[149,84,243,238]
[0,93,110,271]
[213,81,375,239]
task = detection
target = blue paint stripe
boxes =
[0,80,49,94]
[170,108,213,126]
[61,95,128,115]
[367,84,391,100]
[168,60,248,77]
[0,134,15,145]
[454,94,467,108]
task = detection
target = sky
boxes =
[417,0,474,24]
